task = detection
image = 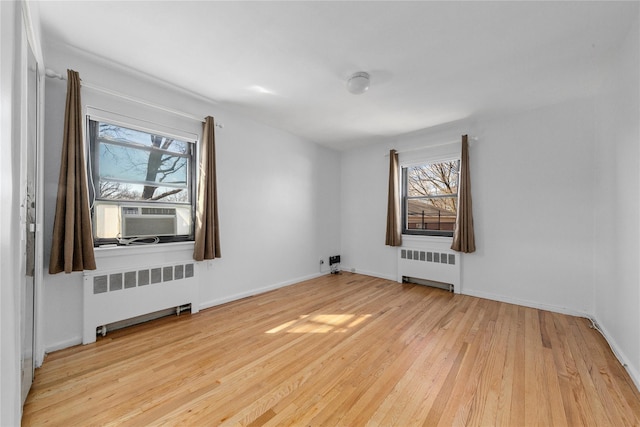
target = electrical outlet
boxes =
[319,259,324,265]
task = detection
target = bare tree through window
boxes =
[405,160,459,233]
[90,121,191,203]
[88,118,195,242]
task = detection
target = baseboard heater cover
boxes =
[402,276,454,292]
[398,247,460,293]
[95,305,191,338]
[83,262,199,344]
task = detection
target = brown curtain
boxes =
[451,135,476,253]
[49,70,96,274]
[385,149,402,246]
[193,116,221,261]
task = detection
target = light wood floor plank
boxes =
[22,273,640,426]
[446,300,501,426]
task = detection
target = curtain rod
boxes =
[45,68,223,129]
[384,136,477,157]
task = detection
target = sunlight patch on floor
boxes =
[266,314,372,334]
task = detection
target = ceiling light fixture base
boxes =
[347,71,370,95]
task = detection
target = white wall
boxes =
[0,3,22,424]
[464,100,596,314]
[340,120,468,280]
[593,13,640,387]
[1,0,45,424]
[341,98,598,315]
[41,43,341,352]
[341,141,398,279]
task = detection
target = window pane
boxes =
[88,117,196,244]
[98,180,189,203]
[98,142,189,187]
[98,122,190,154]
[406,198,457,231]
[406,161,459,197]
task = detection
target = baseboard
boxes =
[198,272,325,311]
[45,336,82,353]
[462,287,640,392]
[593,318,640,392]
[200,268,400,312]
[338,266,397,282]
[461,287,591,318]
[44,273,325,353]
[43,272,640,392]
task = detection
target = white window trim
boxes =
[401,234,453,246]
[86,106,199,143]
[398,140,461,169]
[87,111,199,244]
[399,140,461,240]
[94,241,195,258]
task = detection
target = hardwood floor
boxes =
[23,273,640,426]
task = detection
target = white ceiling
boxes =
[36,1,637,151]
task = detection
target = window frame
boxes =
[401,158,460,238]
[86,111,199,246]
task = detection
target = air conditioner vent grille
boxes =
[121,206,177,216]
[121,205,177,237]
[141,207,176,215]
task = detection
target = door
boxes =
[21,42,38,404]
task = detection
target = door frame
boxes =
[20,1,44,404]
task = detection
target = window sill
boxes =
[94,241,195,259]
[402,234,453,246]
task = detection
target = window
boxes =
[402,160,459,237]
[88,117,196,245]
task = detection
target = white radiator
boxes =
[398,247,460,293]
[83,262,199,344]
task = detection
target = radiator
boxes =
[82,262,199,344]
[398,247,460,293]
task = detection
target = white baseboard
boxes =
[594,319,640,392]
[44,272,326,354]
[338,266,397,282]
[43,271,640,393]
[45,336,82,353]
[461,287,591,318]
[199,272,325,311]
[462,287,640,392]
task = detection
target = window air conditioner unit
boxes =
[120,206,177,238]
